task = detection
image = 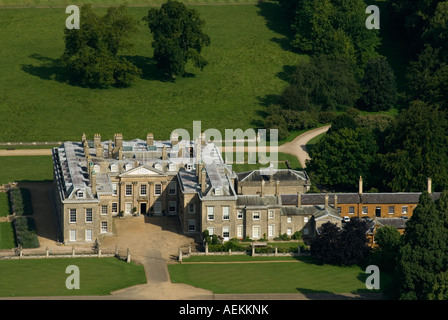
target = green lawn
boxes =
[0,0,258,7]
[169,258,380,294]
[231,152,302,172]
[0,156,53,184]
[0,193,10,217]
[0,257,146,297]
[0,3,304,143]
[0,222,16,249]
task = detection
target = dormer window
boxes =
[110,164,118,172]
[154,163,162,171]
[186,163,194,171]
[215,188,222,195]
[77,190,84,199]
[168,163,176,171]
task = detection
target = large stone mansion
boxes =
[51,133,437,245]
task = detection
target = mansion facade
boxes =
[52,133,434,245]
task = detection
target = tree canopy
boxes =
[145,0,211,78]
[61,4,142,88]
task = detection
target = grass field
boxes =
[0,193,10,217]
[0,257,146,296]
[0,222,16,249]
[0,2,304,143]
[0,156,53,184]
[231,151,302,172]
[168,257,381,294]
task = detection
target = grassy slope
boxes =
[0,222,16,249]
[0,3,304,142]
[168,260,374,294]
[0,156,53,184]
[0,257,146,296]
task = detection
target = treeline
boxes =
[266,0,397,140]
[62,1,210,88]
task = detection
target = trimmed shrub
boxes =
[14,216,39,248]
[9,188,33,216]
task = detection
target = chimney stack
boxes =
[325,194,329,210]
[118,147,123,160]
[108,140,113,159]
[297,192,301,208]
[261,180,265,197]
[94,134,101,148]
[162,145,167,161]
[334,194,338,209]
[201,132,206,146]
[428,177,432,194]
[147,133,154,147]
[201,166,207,194]
[359,176,363,195]
[275,180,280,197]
[171,132,179,146]
[91,170,97,196]
[114,133,123,149]
[82,133,86,144]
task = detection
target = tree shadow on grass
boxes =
[256,1,296,53]
[21,54,69,84]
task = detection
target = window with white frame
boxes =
[169,182,176,195]
[85,229,92,242]
[337,207,341,214]
[349,206,355,215]
[154,201,162,214]
[252,226,261,239]
[112,183,117,196]
[112,203,118,213]
[287,228,292,236]
[169,201,176,213]
[101,205,107,215]
[207,227,214,237]
[222,226,230,239]
[222,206,230,220]
[188,220,196,231]
[125,202,132,214]
[237,225,243,238]
[77,190,84,199]
[402,206,408,214]
[304,216,309,223]
[303,228,309,235]
[237,210,243,220]
[154,184,162,195]
[389,206,395,215]
[268,210,274,219]
[268,224,275,237]
[125,185,132,196]
[253,211,260,220]
[140,184,147,196]
[101,221,108,233]
[85,208,93,222]
[207,206,214,220]
[362,206,368,215]
[69,230,76,242]
[69,209,76,223]
[188,203,195,214]
[287,216,292,223]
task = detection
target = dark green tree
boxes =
[372,225,401,272]
[62,4,141,88]
[397,192,448,299]
[146,0,210,78]
[358,56,397,111]
[380,101,448,192]
[306,127,378,191]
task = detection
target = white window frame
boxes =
[69,230,76,242]
[154,184,162,195]
[169,182,177,195]
[237,210,243,220]
[101,205,107,215]
[125,185,132,196]
[207,227,214,237]
[169,201,177,213]
[349,206,355,215]
[112,202,118,213]
[362,206,368,215]
[85,208,93,223]
[140,184,147,196]
[389,206,395,215]
[252,226,261,239]
[287,216,292,223]
[237,225,243,238]
[207,206,215,221]
[188,203,195,214]
[268,210,274,219]
[101,221,108,233]
[268,224,275,237]
[112,183,117,196]
[69,209,76,223]
[222,206,230,220]
[287,228,292,236]
[304,216,309,223]
[402,206,408,214]
[125,202,132,214]
[188,219,196,232]
[154,201,162,214]
[85,229,93,242]
[253,211,260,221]
[222,226,230,239]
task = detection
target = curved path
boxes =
[278,125,330,169]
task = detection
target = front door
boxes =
[375,207,381,218]
[140,202,147,215]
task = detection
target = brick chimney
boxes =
[297,192,301,208]
[91,170,97,196]
[171,132,179,146]
[324,194,329,210]
[162,145,167,161]
[201,166,207,194]
[334,194,338,209]
[275,180,280,197]
[94,133,101,148]
[261,180,265,197]
[114,133,123,149]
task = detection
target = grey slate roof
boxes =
[375,218,408,229]
[236,195,280,208]
[281,193,361,206]
[237,169,309,183]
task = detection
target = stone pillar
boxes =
[98,248,102,258]
[127,248,131,263]
[274,246,278,257]
[251,244,255,256]
[72,246,75,258]
[178,247,183,262]
[115,245,119,256]
[46,247,49,258]
[205,242,209,255]
[188,244,192,255]
[298,243,301,255]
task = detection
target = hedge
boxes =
[9,188,33,216]
[14,216,39,248]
